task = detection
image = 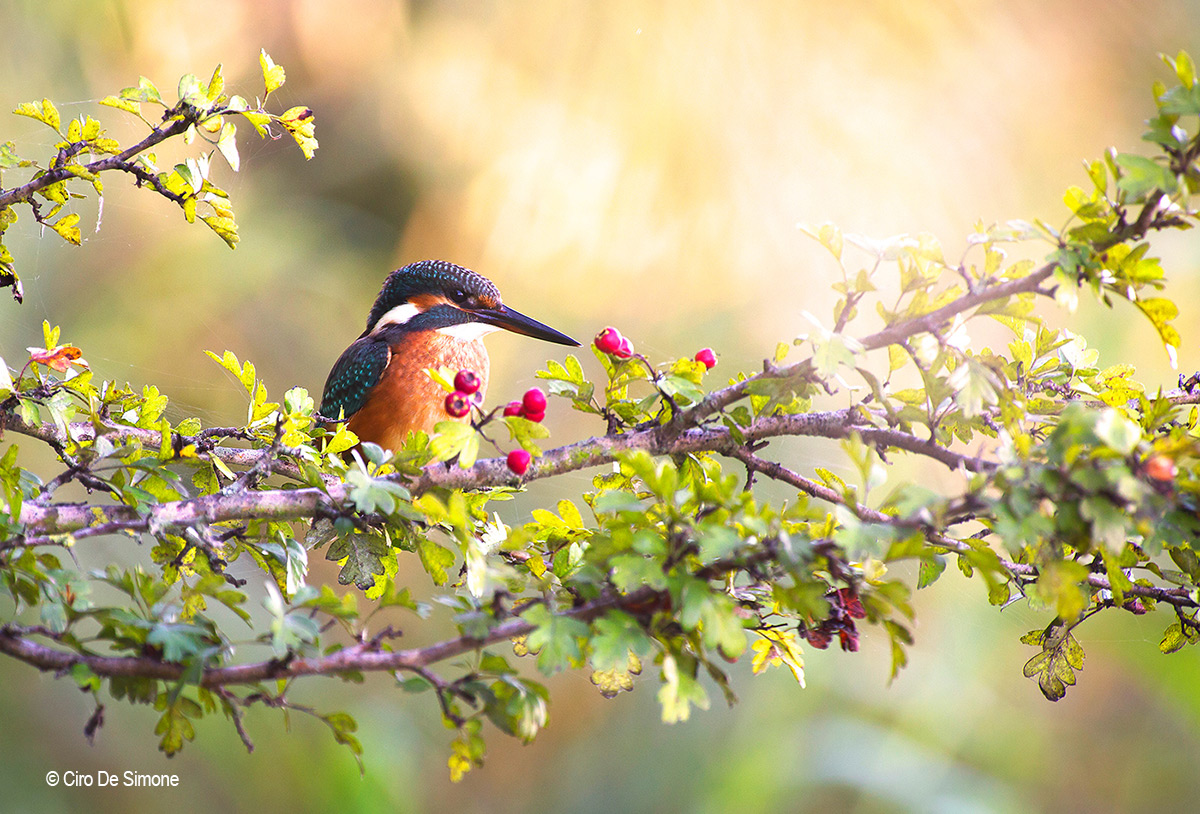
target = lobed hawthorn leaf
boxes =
[326,531,391,591]
[521,604,589,675]
[589,611,654,673]
[1022,622,1085,702]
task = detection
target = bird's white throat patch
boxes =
[372,300,499,341]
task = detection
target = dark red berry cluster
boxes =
[800,588,867,652]
[504,387,547,423]
[443,369,483,418]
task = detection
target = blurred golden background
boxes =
[3,1,1200,811]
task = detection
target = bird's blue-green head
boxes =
[364,260,578,346]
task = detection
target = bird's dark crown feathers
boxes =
[365,260,501,332]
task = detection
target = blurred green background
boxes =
[3,1,1200,811]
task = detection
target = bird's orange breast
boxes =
[347,334,490,452]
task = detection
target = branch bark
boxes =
[0,586,657,686]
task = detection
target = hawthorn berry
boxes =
[694,348,717,370]
[523,409,545,424]
[522,387,547,414]
[594,326,623,355]
[444,391,471,418]
[1146,455,1177,482]
[503,401,524,417]
[614,336,634,359]
[506,448,531,475]
[454,369,481,395]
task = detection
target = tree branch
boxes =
[0,586,658,687]
[0,111,195,211]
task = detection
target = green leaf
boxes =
[1022,621,1085,702]
[155,698,200,756]
[808,328,862,378]
[948,357,999,418]
[1113,153,1176,198]
[609,553,668,592]
[658,654,709,723]
[146,623,212,663]
[429,421,477,466]
[1093,409,1142,455]
[521,604,589,675]
[917,554,947,589]
[1035,560,1090,620]
[417,537,455,586]
[326,532,390,590]
[589,611,653,672]
[0,141,31,169]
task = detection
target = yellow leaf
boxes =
[259,49,286,94]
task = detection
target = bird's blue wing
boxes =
[320,338,390,420]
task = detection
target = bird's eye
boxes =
[451,287,468,302]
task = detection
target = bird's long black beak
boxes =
[478,304,579,346]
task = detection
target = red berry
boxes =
[614,337,634,359]
[522,387,547,414]
[594,326,623,354]
[523,409,545,424]
[503,401,523,417]
[694,348,717,370]
[454,369,481,395]
[1146,455,1177,482]
[506,448,531,475]
[444,391,471,418]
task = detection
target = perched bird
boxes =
[320,260,578,451]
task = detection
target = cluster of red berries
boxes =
[593,326,634,359]
[503,387,548,423]
[594,326,718,372]
[800,587,867,652]
[505,389,547,474]
[443,369,482,419]
[440,371,545,476]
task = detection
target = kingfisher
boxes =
[319,260,578,451]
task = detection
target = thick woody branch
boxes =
[0,586,657,686]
